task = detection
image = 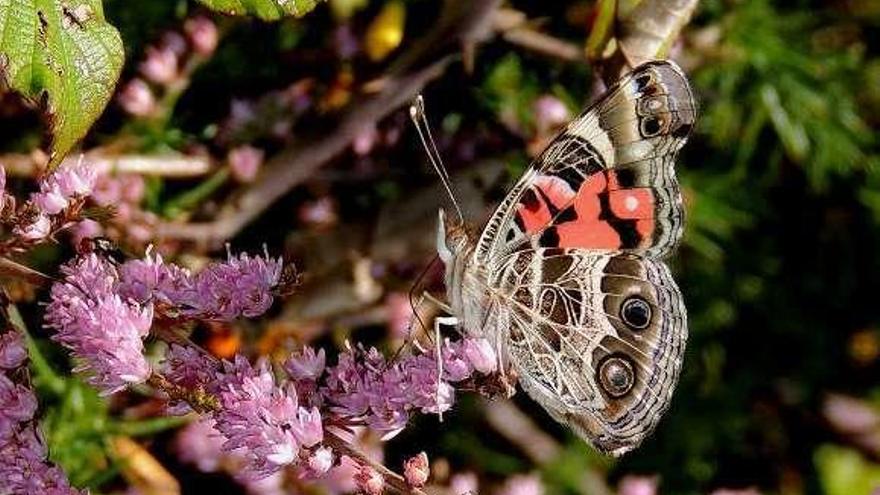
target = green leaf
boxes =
[815,444,880,495]
[196,0,324,20]
[0,0,124,169]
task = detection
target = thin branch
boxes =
[158,0,502,247]
[0,151,212,178]
[157,58,451,247]
[493,8,586,63]
[325,430,427,495]
[482,400,613,495]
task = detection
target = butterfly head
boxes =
[436,208,474,265]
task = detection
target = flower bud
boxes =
[185,16,219,56]
[119,79,156,117]
[307,446,334,475]
[228,145,264,183]
[403,452,429,488]
[140,46,179,85]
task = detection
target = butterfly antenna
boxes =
[409,95,464,222]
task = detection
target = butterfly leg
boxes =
[434,315,459,421]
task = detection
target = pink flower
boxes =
[45,254,153,394]
[53,159,97,197]
[497,474,544,495]
[384,292,412,339]
[160,31,188,57]
[463,337,497,374]
[403,452,429,488]
[175,418,226,472]
[292,407,323,447]
[213,357,318,479]
[140,46,179,85]
[0,332,27,370]
[16,215,51,240]
[284,346,326,381]
[0,165,6,211]
[31,184,68,214]
[618,475,658,495]
[0,374,38,436]
[354,465,385,495]
[298,197,338,228]
[0,426,84,494]
[228,145,264,183]
[307,446,334,475]
[162,344,219,394]
[449,472,478,495]
[29,158,97,215]
[185,16,219,56]
[533,95,570,133]
[183,251,283,319]
[118,79,156,117]
[353,125,378,156]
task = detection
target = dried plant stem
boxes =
[0,151,212,178]
[325,430,427,495]
[493,8,585,62]
[483,400,613,495]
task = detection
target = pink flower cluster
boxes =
[162,335,497,486]
[45,249,284,394]
[45,254,155,394]
[162,345,328,480]
[318,339,497,436]
[0,161,97,245]
[118,16,219,117]
[0,331,82,494]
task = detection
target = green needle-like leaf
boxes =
[0,0,124,169]
[196,0,324,20]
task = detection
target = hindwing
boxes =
[487,248,687,455]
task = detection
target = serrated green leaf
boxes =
[0,0,124,169]
[196,0,324,20]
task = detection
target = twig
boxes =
[493,8,586,63]
[482,400,613,495]
[158,0,503,247]
[157,59,451,247]
[0,151,212,178]
[325,430,427,495]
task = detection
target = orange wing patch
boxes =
[513,171,657,250]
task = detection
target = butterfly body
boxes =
[437,60,696,455]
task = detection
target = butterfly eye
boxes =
[621,297,652,330]
[597,355,635,398]
[640,116,663,137]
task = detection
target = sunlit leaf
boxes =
[0,0,124,169]
[196,0,324,20]
[816,444,880,495]
[364,0,405,62]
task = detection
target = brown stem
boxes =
[147,373,220,414]
[157,0,503,248]
[325,430,427,495]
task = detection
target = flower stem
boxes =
[325,430,427,495]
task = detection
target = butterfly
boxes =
[434,60,695,455]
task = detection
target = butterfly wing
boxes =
[486,248,687,455]
[475,60,696,262]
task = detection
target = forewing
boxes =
[476,60,696,262]
[488,248,687,455]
